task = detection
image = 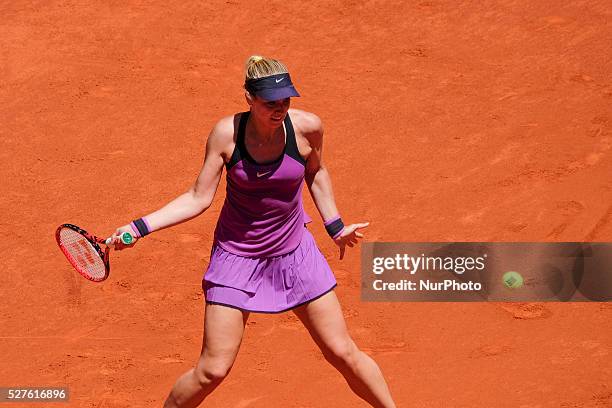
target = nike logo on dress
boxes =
[257,171,271,177]
[275,77,285,83]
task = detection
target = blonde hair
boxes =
[245,55,289,81]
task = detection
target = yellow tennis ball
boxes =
[503,271,524,289]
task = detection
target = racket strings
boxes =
[59,228,106,280]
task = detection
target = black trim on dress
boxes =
[226,111,306,170]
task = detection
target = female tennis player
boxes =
[109,55,396,408]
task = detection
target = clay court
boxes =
[1,1,611,407]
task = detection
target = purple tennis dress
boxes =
[202,111,337,313]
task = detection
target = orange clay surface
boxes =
[1,1,611,407]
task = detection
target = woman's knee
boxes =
[193,358,233,386]
[322,337,359,367]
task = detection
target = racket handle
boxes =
[105,232,134,246]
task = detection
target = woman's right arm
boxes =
[109,120,229,247]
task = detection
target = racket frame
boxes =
[55,223,110,282]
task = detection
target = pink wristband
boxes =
[331,227,345,240]
[324,215,344,239]
[129,221,142,238]
[324,215,341,226]
[130,217,152,238]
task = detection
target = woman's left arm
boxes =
[302,113,369,260]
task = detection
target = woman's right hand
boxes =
[108,224,139,250]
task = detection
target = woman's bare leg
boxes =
[163,303,249,408]
[293,291,396,408]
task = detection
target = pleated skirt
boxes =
[202,228,337,313]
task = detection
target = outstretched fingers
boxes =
[354,222,370,231]
[336,221,370,260]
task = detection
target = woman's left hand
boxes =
[333,222,369,260]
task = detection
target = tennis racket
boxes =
[55,223,133,282]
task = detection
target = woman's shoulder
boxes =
[205,114,242,161]
[289,109,323,133]
[208,113,245,146]
[288,109,323,134]
[210,114,241,139]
